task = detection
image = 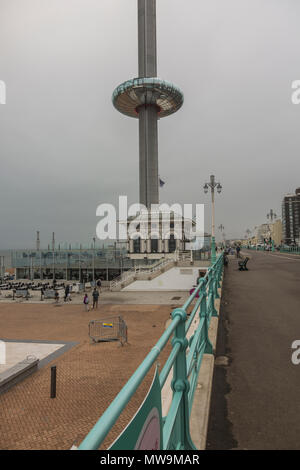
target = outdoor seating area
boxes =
[0,281,86,302]
[0,281,65,291]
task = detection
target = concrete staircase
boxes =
[109,251,205,291]
[110,258,175,291]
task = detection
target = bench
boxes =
[15,289,30,298]
[238,257,249,271]
[44,289,56,299]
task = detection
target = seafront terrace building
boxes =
[11,241,211,281]
[121,211,211,261]
[11,246,129,281]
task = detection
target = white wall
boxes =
[123,267,206,291]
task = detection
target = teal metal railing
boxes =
[246,245,300,254]
[280,246,300,254]
[78,253,224,450]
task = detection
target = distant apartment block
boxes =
[254,219,282,246]
[282,188,300,245]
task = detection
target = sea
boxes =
[0,250,13,269]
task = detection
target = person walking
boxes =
[40,286,44,301]
[92,288,99,310]
[224,253,229,267]
[64,284,70,302]
[236,245,241,258]
[83,293,90,312]
[96,278,102,293]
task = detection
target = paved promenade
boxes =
[0,302,173,449]
[0,289,190,305]
[207,250,300,450]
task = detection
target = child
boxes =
[83,293,90,311]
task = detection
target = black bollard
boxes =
[50,366,57,398]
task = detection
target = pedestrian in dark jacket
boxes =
[64,285,70,302]
[92,288,99,310]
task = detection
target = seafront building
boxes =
[271,219,283,246]
[282,188,300,245]
[11,245,128,281]
[10,237,211,281]
[250,220,282,246]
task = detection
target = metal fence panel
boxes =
[89,316,127,345]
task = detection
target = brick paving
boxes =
[0,302,174,449]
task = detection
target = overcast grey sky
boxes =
[0,0,299,249]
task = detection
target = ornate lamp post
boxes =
[267,209,277,222]
[218,224,225,248]
[204,175,222,264]
[267,210,277,251]
[92,237,96,284]
[245,228,251,247]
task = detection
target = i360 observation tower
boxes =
[112,0,184,209]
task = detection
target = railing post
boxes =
[200,279,213,354]
[217,255,222,288]
[169,308,196,450]
[207,268,218,317]
[213,265,220,299]
[220,254,224,279]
